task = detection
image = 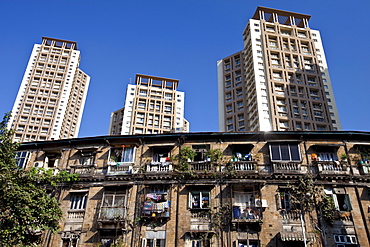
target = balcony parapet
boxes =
[70,164,95,176]
[188,161,217,172]
[228,161,258,173]
[280,210,300,222]
[66,209,85,223]
[106,162,133,175]
[98,207,126,221]
[272,162,303,174]
[314,161,348,175]
[145,162,173,173]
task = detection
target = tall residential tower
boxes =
[218,7,341,132]
[109,74,188,135]
[9,37,90,142]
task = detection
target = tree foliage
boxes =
[0,112,78,246]
[288,174,337,225]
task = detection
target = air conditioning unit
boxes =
[255,199,268,207]
[34,162,44,168]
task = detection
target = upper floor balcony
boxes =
[98,207,126,222]
[272,162,303,174]
[70,164,96,177]
[314,160,348,175]
[145,162,173,173]
[188,161,217,172]
[227,161,258,173]
[106,162,133,175]
[190,211,211,231]
[232,205,262,224]
[141,193,170,219]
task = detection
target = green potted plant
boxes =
[205,149,223,162]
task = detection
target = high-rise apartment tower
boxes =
[218,7,341,132]
[9,37,90,142]
[109,74,189,135]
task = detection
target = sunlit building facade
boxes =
[8,37,90,142]
[109,74,188,135]
[218,7,341,132]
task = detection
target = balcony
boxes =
[99,207,126,221]
[142,194,170,219]
[232,206,262,223]
[146,162,173,173]
[106,162,132,175]
[66,210,85,223]
[189,161,217,172]
[272,162,302,174]
[280,210,300,224]
[70,164,95,177]
[315,161,348,175]
[228,161,257,173]
[97,207,126,229]
[190,211,211,231]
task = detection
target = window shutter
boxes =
[332,194,339,210]
[344,194,352,211]
[270,144,280,160]
[141,238,147,247]
[189,192,192,209]
[290,144,300,161]
[276,193,282,210]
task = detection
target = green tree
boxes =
[0,112,78,246]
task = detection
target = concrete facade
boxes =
[218,7,341,132]
[9,37,90,142]
[16,131,370,247]
[109,74,189,135]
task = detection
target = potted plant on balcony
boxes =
[172,147,196,173]
[205,149,223,162]
[340,153,349,161]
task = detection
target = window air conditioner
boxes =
[34,162,44,168]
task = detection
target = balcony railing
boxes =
[335,211,352,222]
[228,161,257,172]
[70,164,95,176]
[146,162,173,173]
[191,211,210,221]
[189,162,216,172]
[67,210,85,222]
[98,207,126,221]
[272,162,302,173]
[232,206,262,223]
[106,162,132,175]
[142,200,170,218]
[315,161,347,174]
[280,210,300,222]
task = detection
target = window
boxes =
[324,188,352,212]
[70,193,88,210]
[109,146,135,163]
[99,190,126,220]
[189,191,210,209]
[277,191,292,210]
[334,235,357,245]
[15,151,30,168]
[144,239,165,247]
[233,192,260,219]
[269,143,301,161]
[191,239,210,247]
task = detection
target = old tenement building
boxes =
[16,131,370,247]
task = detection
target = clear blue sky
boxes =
[1,0,369,137]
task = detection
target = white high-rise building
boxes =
[109,74,189,135]
[218,7,341,132]
[9,37,90,142]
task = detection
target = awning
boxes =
[280,232,316,242]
